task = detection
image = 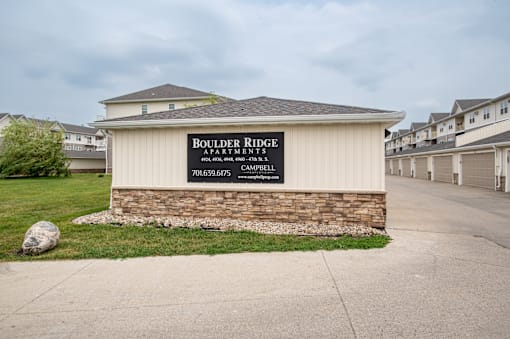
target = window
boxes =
[64,133,70,140]
[483,107,490,120]
[469,112,475,124]
[76,134,81,141]
[141,104,148,114]
[86,136,92,144]
[448,123,453,130]
[501,101,508,114]
[168,103,175,110]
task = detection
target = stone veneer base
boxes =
[111,189,386,230]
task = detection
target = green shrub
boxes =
[0,120,70,177]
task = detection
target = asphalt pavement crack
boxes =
[5,293,338,316]
[321,251,357,339]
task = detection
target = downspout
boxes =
[493,146,502,189]
[105,137,108,175]
[109,132,113,209]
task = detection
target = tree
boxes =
[183,93,225,108]
[0,120,70,177]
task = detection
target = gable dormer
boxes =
[451,99,490,115]
[410,122,426,131]
[428,113,450,124]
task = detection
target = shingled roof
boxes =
[456,99,490,111]
[60,123,98,135]
[428,113,450,123]
[100,84,213,103]
[100,96,396,122]
[410,122,427,131]
[387,141,456,157]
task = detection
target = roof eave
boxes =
[91,111,406,129]
[99,96,211,104]
[386,141,510,158]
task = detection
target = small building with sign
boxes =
[93,96,404,231]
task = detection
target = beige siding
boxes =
[496,97,510,122]
[463,102,497,130]
[113,123,385,192]
[452,153,460,173]
[461,152,495,190]
[105,99,211,120]
[433,155,452,183]
[456,118,510,146]
[436,118,455,139]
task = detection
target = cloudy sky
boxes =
[1,0,509,130]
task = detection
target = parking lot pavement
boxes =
[1,177,509,338]
[386,175,510,248]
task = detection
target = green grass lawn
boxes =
[0,174,390,261]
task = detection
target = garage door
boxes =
[385,160,391,175]
[415,157,428,180]
[433,155,452,183]
[462,152,495,190]
[401,159,412,177]
[390,159,396,175]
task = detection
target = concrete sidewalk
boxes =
[1,228,509,338]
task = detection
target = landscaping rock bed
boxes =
[73,210,387,237]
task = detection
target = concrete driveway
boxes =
[386,175,510,248]
[1,177,509,338]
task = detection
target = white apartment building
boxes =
[99,83,230,120]
[385,91,510,192]
[0,113,105,152]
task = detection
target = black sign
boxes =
[187,132,284,183]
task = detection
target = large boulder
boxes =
[21,221,60,255]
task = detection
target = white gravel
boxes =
[72,210,387,237]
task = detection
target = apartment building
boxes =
[1,114,106,152]
[99,83,230,120]
[98,83,230,171]
[0,114,106,172]
[385,91,510,192]
[58,123,106,152]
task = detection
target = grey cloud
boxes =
[6,0,260,91]
[313,31,400,91]
[0,0,509,129]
